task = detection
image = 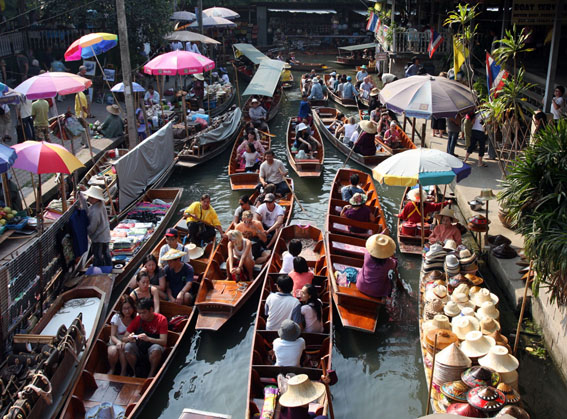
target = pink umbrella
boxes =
[143,50,215,76]
[14,72,92,100]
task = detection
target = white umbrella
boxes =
[164,31,221,45]
[188,16,237,29]
[203,7,240,20]
[379,75,476,119]
[111,81,145,93]
[171,11,196,21]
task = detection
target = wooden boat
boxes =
[113,187,182,287]
[61,224,215,419]
[313,107,391,170]
[227,126,271,191]
[176,108,243,169]
[235,64,254,82]
[289,62,327,72]
[242,86,283,124]
[325,168,390,333]
[194,189,294,331]
[396,186,437,255]
[285,117,324,178]
[281,71,294,89]
[323,74,357,109]
[246,224,332,418]
[331,56,366,67]
[299,77,329,107]
[209,86,237,118]
[6,275,114,419]
[179,408,232,419]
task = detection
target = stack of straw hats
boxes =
[432,343,472,386]
[444,254,461,277]
[424,243,447,272]
[459,249,479,274]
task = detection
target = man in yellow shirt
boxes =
[75,90,88,120]
[184,193,224,245]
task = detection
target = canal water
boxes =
[144,58,567,418]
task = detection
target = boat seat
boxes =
[219,261,263,273]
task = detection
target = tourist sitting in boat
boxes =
[308,77,324,100]
[336,116,357,141]
[301,77,311,97]
[398,188,449,224]
[328,112,345,135]
[234,195,257,224]
[340,193,376,235]
[279,374,329,419]
[341,173,365,201]
[359,75,374,98]
[295,124,322,159]
[227,230,254,281]
[237,129,265,158]
[280,239,302,274]
[99,104,124,138]
[256,193,285,248]
[241,142,261,172]
[108,295,137,376]
[328,72,337,91]
[298,284,323,333]
[273,319,305,367]
[243,120,262,141]
[290,256,314,297]
[289,53,300,65]
[383,121,403,147]
[353,120,378,156]
[376,110,392,135]
[429,207,462,246]
[144,86,160,105]
[298,95,312,125]
[368,88,381,113]
[124,297,168,378]
[162,248,196,305]
[341,76,358,100]
[130,270,161,313]
[356,234,398,299]
[356,65,368,83]
[248,98,269,133]
[79,185,111,268]
[141,254,167,300]
[254,183,276,207]
[259,149,290,196]
[265,275,302,331]
[236,210,272,264]
[159,228,189,266]
[184,193,224,245]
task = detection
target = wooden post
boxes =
[425,333,438,415]
[411,117,416,143]
[419,184,425,248]
[421,122,426,147]
[182,95,189,138]
[59,175,67,212]
[140,95,150,137]
[232,62,241,108]
[11,168,31,215]
[513,261,533,355]
[1,173,12,209]
[403,113,407,131]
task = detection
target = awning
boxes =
[338,42,378,51]
[233,43,267,65]
[268,9,336,14]
[243,59,286,98]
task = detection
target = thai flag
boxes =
[428,30,444,58]
[366,12,379,33]
[486,52,509,98]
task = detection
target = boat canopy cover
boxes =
[115,122,174,211]
[233,43,267,65]
[197,107,242,145]
[338,42,378,51]
[243,59,286,97]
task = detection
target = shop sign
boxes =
[511,0,567,25]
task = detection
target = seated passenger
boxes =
[289,256,314,297]
[340,193,376,235]
[279,239,302,274]
[233,194,257,224]
[353,121,378,156]
[356,234,398,299]
[236,210,271,264]
[265,275,302,331]
[341,173,365,202]
[336,116,357,140]
[295,124,322,159]
[108,295,137,375]
[142,254,167,300]
[255,192,285,248]
[298,284,324,333]
[227,230,254,281]
[124,298,168,377]
[429,207,462,245]
[162,248,196,305]
[328,112,345,135]
[158,228,189,266]
[130,270,161,314]
[273,319,305,367]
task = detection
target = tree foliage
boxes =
[499,119,567,305]
[492,25,534,76]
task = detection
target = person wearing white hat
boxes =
[429,207,462,246]
[295,122,322,159]
[356,234,399,298]
[249,97,269,133]
[308,77,324,100]
[79,185,111,268]
[99,104,124,138]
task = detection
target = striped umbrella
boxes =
[12,141,84,175]
[64,32,118,61]
[14,72,92,100]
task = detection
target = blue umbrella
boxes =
[0,143,17,174]
[0,82,8,96]
[110,82,146,93]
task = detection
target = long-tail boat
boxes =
[288,62,327,72]
[313,106,390,170]
[227,126,271,191]
[194,188,294,331]
[285,117,324,178]
[396,186,438,255]
[325,168,389,333]
[246,224,332,418]
[299,77,329,107]
[323,74,357,109]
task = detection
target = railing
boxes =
[0,32,25,57]
[384,30,450,56]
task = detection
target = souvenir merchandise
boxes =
[433,343,472,385]
[440,380,470,403]
[497,383,521,404]
[496,405,530,418]
[476,301,500,321]
[425,285,449,303]
[452,316,480,340]
[466,386,506,412]
[478,346,519,374]
[480,318,501,335]
[471,288,499,307]
[444,254,460,276]
[460,331,496,359]
[424,298,445,320]
[461,366,500,389]
[425,328,459,355]
[444,301,461,317]
[423,314,452,334]
[446,403,487,417]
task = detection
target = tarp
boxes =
[242,59,286,98]
[268,9,337,14]
[233,43,267,65]
[115,122,175,211]
[196,107,242,145]
[338,42,378,51]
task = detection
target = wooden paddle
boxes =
[258,129,276,138]
[425,334,438,415]
[278,168,306,213]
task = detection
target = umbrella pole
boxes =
[30,173,38,205]
[1,173,12,209]
[37,173,44,316]
[92,48,122,115]
[182,95,189,138]
[207,70,211,118]
[11,168,31,215]
[419,183,425,249]
[155,75,162,109]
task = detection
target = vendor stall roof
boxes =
[233,43,267,65]
[267,9,337,14]
[338,42,378,51]
[242,59,286,98]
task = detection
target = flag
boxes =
[428,30,444,58]
[375,18,381,35]
[453,37,468,74]
[366,12,379,32]
[486,52,509,99]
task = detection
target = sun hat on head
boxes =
[161,248,187,261]
[278,319,301,341]
[360,120,377,134]
[186,243,205,260]
[330,71,337,76]
[251,98,259,103]
[365,234,396,259]
[84,186,105,202]
[349,192,367,206]
[296,122,308,132]
[370,87,380,96]
[407,188,426,202]
[106,104,120,115]
[193,73,204,80]
[278,374,326,408]
[346,76,352,81]
[478,345,519,373]
[361,65,367,69]
[435,207,458,223]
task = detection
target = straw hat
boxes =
[349,192,368,206]
[360,120,377,134]
[469,285,482,298]
[497,383,521,404]
[436,343,472,368]
[440,380,471,403]
[425,243,445,260]
[406,188,426,202]
[445,254,460,269]
[435,207,458,223]
[458,248,477,263]
[425,284,448,303]
[84,186,105,202]
[458,300,475,312]
[161,248,188,261]
[443,239,458,252]
[423,298,445,320]
[476,301,500,321]
[370,87,380,96]
[186,243,205,260]
[460,331,496,358]
[451,292,469,305]
[251,98,259,104]
[444,301,461,317]
[425,328,458,355]
[278,319,301,341]
[486,330,508,348]
[296,122,309,132]
[471,288,499,307]
[365,234,396,259]
[446,403,486,417]
[461,366,501,390]
[453,283,470,296]
[423,270,444,283]
[497,405,530,419]
[480,318,501,335]
[465,274,484,286]
[423,314,452,334]
[467,386,506,412]
[193,73,204,80]
[478,345,519,373]
[452,316,480,340]
[499,370,519,390]
[106,104,120,115]
[279,374,325,408]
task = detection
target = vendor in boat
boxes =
[429,207,462,246]
[249,98,269,133]
[279,374,329,419]
[341,173,364,201]
[356,234,398,299]
[340,193,377,235]
[144,86,160,105]
[259,149,290,196]
[124,297,168,378]
[353,120,378,156]
[184,193,224,246]
[108,295,137,376]
[79,185,111,268]
[237,129,265,158]
[383,121,403,146]
[236,210,271,264]
[397,188,450,224]
[227,230,254,281]
[99,104,124,138]
[162,248,196,305]
[256,193,285,249]
[130,270,161,313]
[159,228,190,266]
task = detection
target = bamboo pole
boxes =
[1,173,12,209]
[513,261,533,355]
[425,334,438,415]
[321,354,335,419]
[419,184,425,248]
[11,168,31,215]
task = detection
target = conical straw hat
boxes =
[435,343,472,368]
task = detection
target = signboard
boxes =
[376,52,389,61]
[103,69,115,82]
[511,0,567,25]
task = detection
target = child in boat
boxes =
[280,239,302,274]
